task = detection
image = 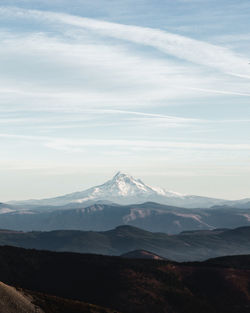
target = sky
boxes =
[0,0,250,201]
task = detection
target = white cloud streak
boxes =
[0,5,248,115]
[1,30,227,108]
[1,133,250,152]
[1,6,249,79]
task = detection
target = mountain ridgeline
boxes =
[1,225,250,261]
[2,172,250,234]
[1,202,250,233]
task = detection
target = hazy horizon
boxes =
[2,170,250,202]
[0,1,250,202]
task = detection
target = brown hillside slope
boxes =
[0,281,43,313]
[0,281,119,313]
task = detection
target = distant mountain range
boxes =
[1,225,250,261]
[7,172,250,208]
[3,172,250,234]
[1,201,250,233]
[0,245,250,313]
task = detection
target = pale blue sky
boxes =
[0,0,250,201]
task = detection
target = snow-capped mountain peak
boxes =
[96,171,181,198]
[9,172,183,207]
[66,171,185,205]
[8,171,236,208]
[104,172,154,196]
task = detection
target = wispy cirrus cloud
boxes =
[1,6,249,79]
[0,7,249,129]
[0,29,225,110]
[1,133,250,152]
[0,110,199,132]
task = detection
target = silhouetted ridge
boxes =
[0,225,250,261]
[121,249,166,260]
[0,246,249,313]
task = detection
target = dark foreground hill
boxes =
[0,246,250,313]
[0,280,118,313]
[0,281,43,313]
[1,225,250,261]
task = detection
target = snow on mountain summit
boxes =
[72,171,182,203]
[9,172,183,206]
[8,172,232,208]
[100,171,162,196]
[90,171,183,198]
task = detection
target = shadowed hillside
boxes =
[0,225,250,261]
[0,246,249,313]
[0,281,119,313]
